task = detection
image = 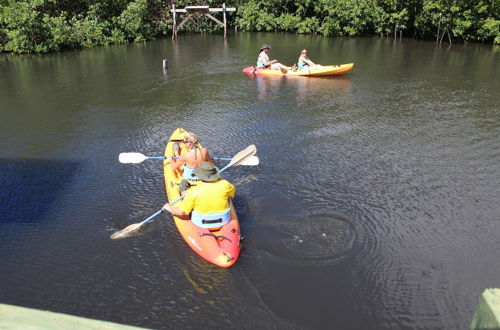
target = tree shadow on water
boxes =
[0,158,82,224]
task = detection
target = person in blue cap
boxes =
[256,44,291,71]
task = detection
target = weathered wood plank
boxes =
[204,13,224,27]
[470,288,500,329]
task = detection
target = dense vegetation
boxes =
[0,0,498,53]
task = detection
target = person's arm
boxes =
[170,143,182,170]
[259,54,276,67]
[171,151,188,171]
[267,59,278,66]
[227,181,236,199]
[162,202,190,220]
[203,148,213,163]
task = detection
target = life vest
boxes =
[183,165,199,181]
[298,61,309,69]
[191,207,231,229]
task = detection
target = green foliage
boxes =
[296,17,320,34]
[414,0,499,43]
[276,13,301,32]
[235,1,277,31]
[0,0,497,53]
[0,0,168,53]
[115,0,153,41]
[318,0,377,36]
[1,0,52,53]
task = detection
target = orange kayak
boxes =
[163,128,241,268]
[242,63,354,77]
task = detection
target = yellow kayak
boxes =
[242,63,354,77]
[163,128,241,268]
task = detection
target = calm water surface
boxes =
[1,33,499,329]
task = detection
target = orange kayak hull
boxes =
[163,128,241,268]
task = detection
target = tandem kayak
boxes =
[242,63,354,77]
[163,128,241,268]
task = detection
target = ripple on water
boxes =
[254,210,359,264]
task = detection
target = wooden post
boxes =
[223,3,227,38]
[172,4,176,40]
[170,5,235,38]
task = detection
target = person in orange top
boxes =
[171,132,212,192]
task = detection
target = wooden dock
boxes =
[171,4,236,39]
[0,303,149,329]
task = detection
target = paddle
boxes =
[110,144,257,240]
[118,152,259,166]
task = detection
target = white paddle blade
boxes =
[240,155,259,166]
[119,152,148,164]
[110,223,143,239]
[229,145,257,167]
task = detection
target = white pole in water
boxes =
[163,59,168,69]
[223,3,227,39]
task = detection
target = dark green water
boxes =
[1,32,499,329]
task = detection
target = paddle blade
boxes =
[110,223,143,239]
[119,152,147,164]
[240,155,259,166]
[229,145,257,167]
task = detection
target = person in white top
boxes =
[256,44,291,72]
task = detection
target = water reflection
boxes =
[251,75,352,103]
[252,75,285,100]
[287,76,352,105]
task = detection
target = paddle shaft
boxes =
[140,194,184,226]
[146,156,232,161]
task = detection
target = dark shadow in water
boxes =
[0,158,82,223]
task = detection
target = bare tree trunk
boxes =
[447,29,452,45]
[436,18,441,43]
[439,29,446,44]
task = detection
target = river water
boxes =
[1,32,499,329]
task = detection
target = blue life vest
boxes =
[191,207,231,229]
[183,165,199,181]
[298,61,309,69]
[257,61,266,68]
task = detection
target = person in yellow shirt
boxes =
[162,162,235,228]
